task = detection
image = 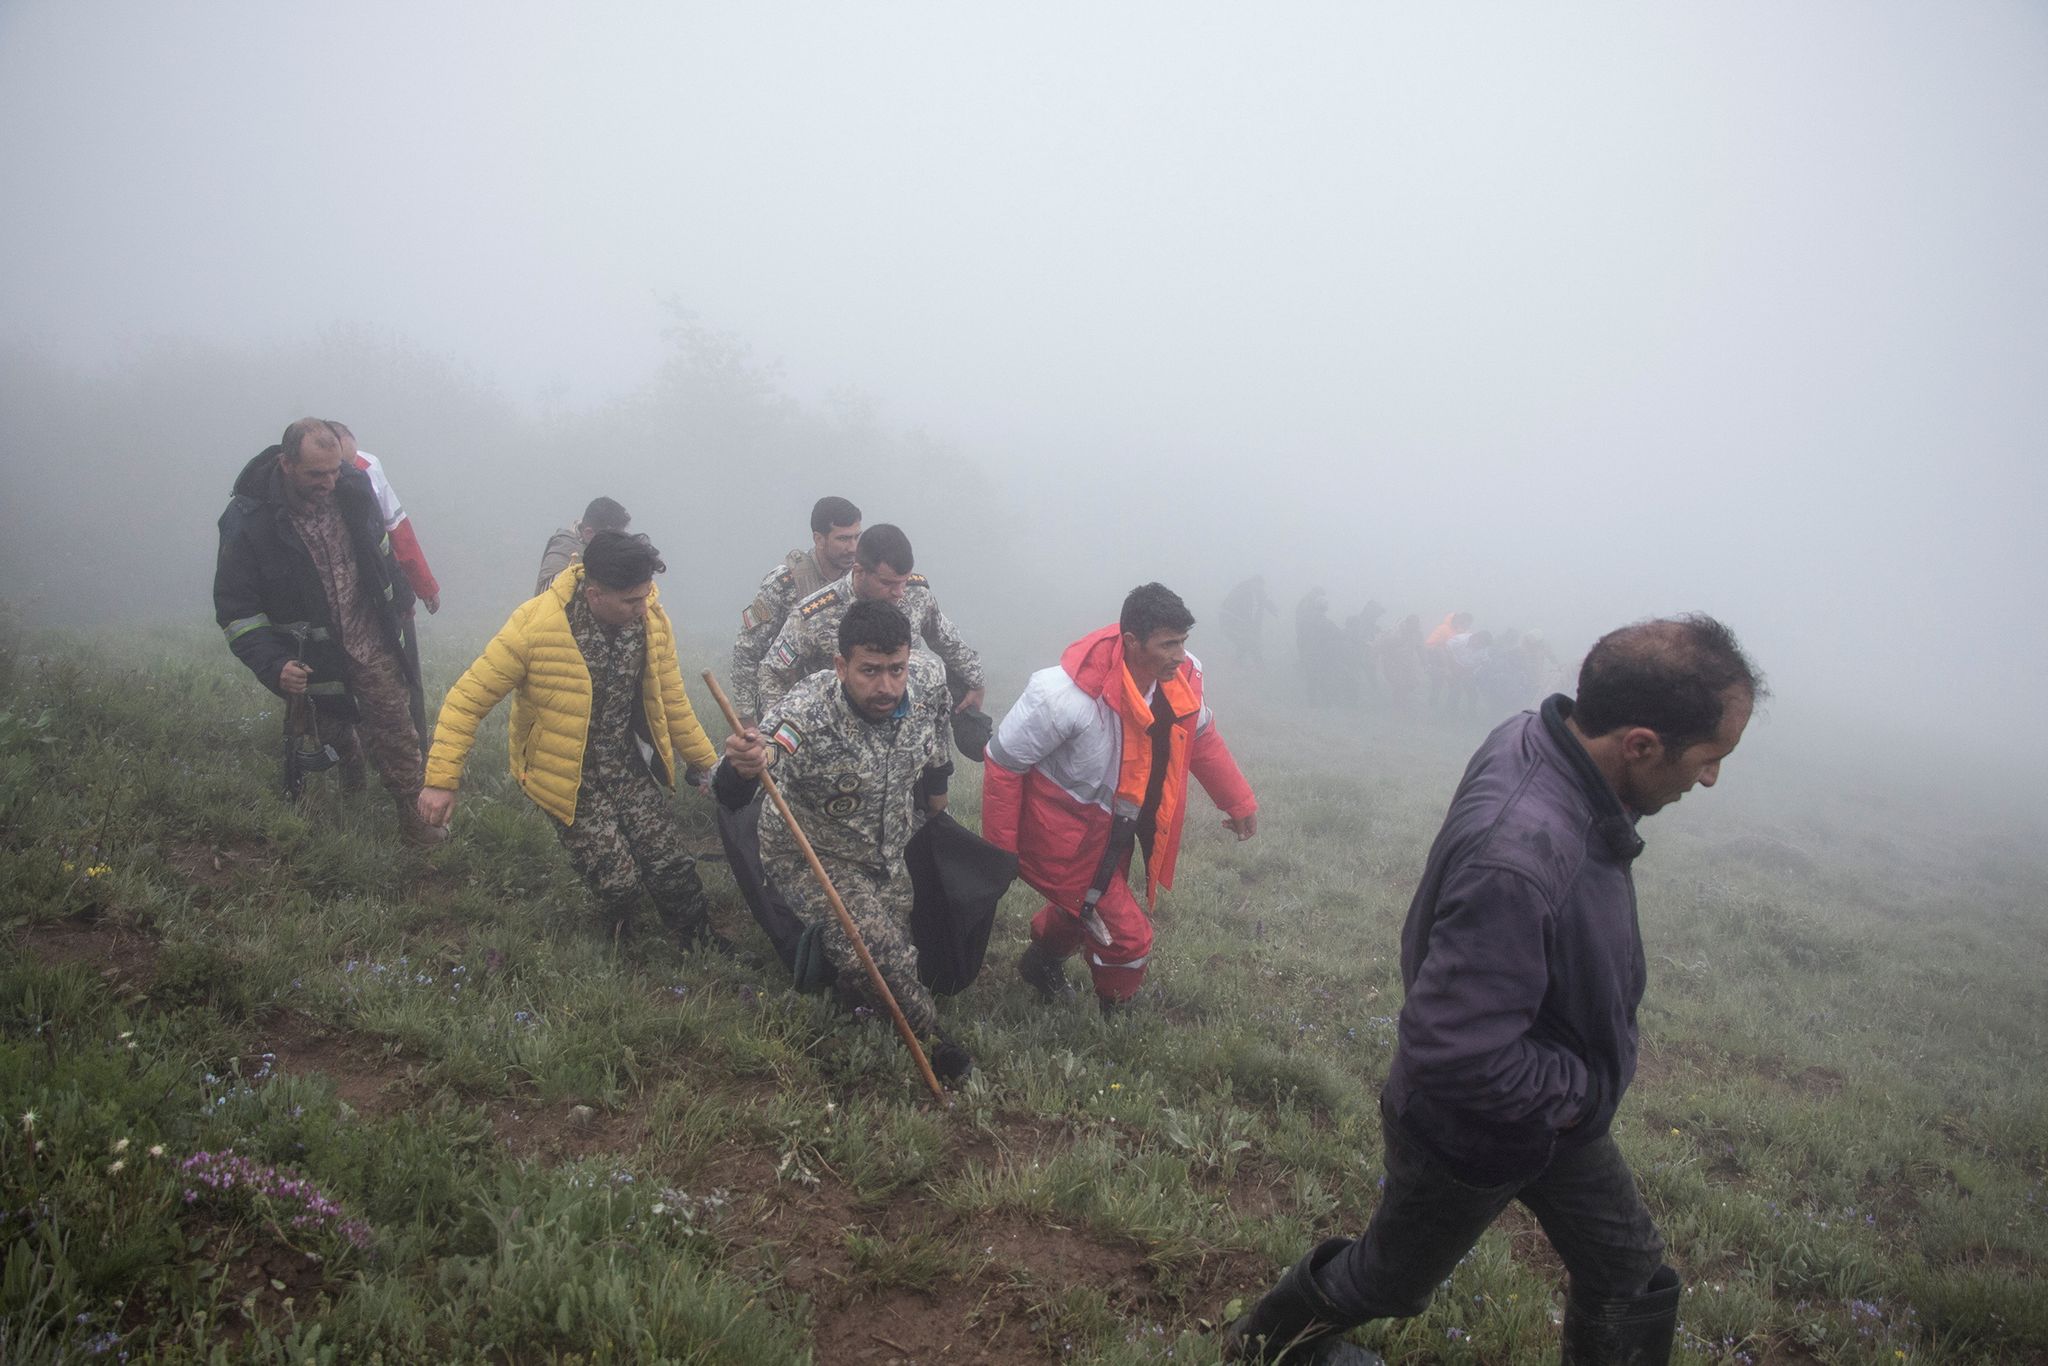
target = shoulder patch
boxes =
[771,720,804,756]
[907,573,929,586]
[798,588,844,618]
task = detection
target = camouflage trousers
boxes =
[767,853,935,1035]
[313,642,422,797]
[552,763,708,938]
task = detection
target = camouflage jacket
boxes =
[757,572,985,717]
[753,653,953,880]
[728,547,834,721]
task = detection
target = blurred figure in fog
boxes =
[1477,628,1537,717]
[1424,610,1473,712]
[1295,588,1350,705]
[1344,601,1386,701]
[1219,575,1278,666]
[1376,614,1425,711]
[536,496,632,596]
[1226,615,1765,1366]
[1442,628,1492,718]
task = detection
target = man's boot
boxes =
[1560,1265,1681,1366]
[1017,940,1076,1003]
[334,726,366,793]
[652,867,721,949]
[1223,1239,1383,1364]
[395,792,447,847]
[929,1027,974,1087]
[597,892,639,949]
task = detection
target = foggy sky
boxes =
[3,2,2046,777]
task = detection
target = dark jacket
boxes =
[213,447,417,718]
[1384,694,1647,1184]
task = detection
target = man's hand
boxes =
[953,687,985,716]
[279,660,312,695]
[683,767,712,796]
[1224,810,1258,841]
[724,727,768,779]
[418,787,457,828]
[422,592,441,615]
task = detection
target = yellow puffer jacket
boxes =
[425,566,720,824]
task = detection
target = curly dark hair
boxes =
[581,530,665,589]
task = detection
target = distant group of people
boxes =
[211,419,1767,1364]
[1221,576,1566,721]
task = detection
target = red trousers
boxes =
[1029,852,1153,1001]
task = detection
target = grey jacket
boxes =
[1384,694,1647,1184]
[535,528,583,596]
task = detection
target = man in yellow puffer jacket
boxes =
[420,532,724,943]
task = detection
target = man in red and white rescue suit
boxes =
[983,582,1258,1013]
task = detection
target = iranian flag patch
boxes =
[771,721,804,755]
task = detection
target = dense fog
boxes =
[3,2,2044,799]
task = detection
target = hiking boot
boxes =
[1098,993,1134,1018]
[395,792,448,847]
[930,1030,974,1087]
[653,869,717,947]
[1017,941,1076,1003]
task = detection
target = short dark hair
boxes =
[281,418,338,463]
[810,496,862,536]
[1574,614,1767,752]
[581,497,631,533]
[1120,582,1195,642]
[856,524,914,574]
[838,598,911,658]
[581,530,665,589]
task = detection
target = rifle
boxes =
[281,624,340,800]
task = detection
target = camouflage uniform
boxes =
[553,592,710,939]
[757,572,985,719]
[290,499,423,797]
[754,653,953,1031]
[729,547,834,723]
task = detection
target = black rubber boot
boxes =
[1223,1238,1383,1364]
[1017,940,1076,1003]
[929,1028,974,1087]
[1560,1265,1681,1365]
[653,867,728,951]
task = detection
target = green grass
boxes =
[3,620,2045,1362]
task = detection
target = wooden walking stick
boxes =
[702,670,948,1103]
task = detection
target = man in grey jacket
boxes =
[536,496,632,595]
[1227,615,1764,1366]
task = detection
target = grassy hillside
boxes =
[3,619,2044,1364]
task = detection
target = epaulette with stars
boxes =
[797,587,845,619]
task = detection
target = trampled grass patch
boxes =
[3,623,2045,1362]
